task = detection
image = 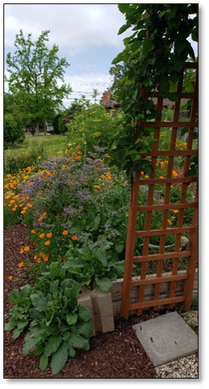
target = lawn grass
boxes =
[5,134,67,159]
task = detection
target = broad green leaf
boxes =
[44,335,62,357]
[22,337,37,355]
[69,347,76,358]
[77,321,93,338]
[112,52,125,65]
[5,317,18,331]
[95,276,113,292]
[118,4,130,14]
[115,243,124,253]
[61,279,80,299]
[51,341,69,375]
[66,313,78,326]
[8,289,21,303]
[30,293,47,312]
[69,333,89,350]
[39,354,48,371]
[20,284,33,297]
[12,327,25,340]
[142,39,154,55]
[118,23,131,35]
[78,305,92,322]
[90,215,101,231]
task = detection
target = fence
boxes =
[120,62,198,319]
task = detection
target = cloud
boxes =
[61,72,113,107]
[4,4,126,52]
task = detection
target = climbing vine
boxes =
[109,3,198,180]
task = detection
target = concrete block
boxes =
[101,315,115,333]
[90,291,102,333]
[77,286,115,335]
[77,286,96,336]
[133,312,198,367]
[92,286,113,317]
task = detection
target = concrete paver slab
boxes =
[133,312,198,367]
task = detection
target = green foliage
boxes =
[63,239,124,291]
[4,112,25,149]
[17,150,128,284]
[66,101,122,156]
[4,145,46,175]
[5,273,93,375]
[6,29,71,134]
[109,4,198,179]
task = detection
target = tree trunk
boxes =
[35,121,39,136]
[44,120,47,136]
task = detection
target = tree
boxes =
[92,89,99,104]
[6,30,72,135]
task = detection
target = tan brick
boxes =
[91,286,113,317]
[101,315,115,333]
[77,286,96,336]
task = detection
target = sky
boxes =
[3,2,200,109]
[4,2,129,107]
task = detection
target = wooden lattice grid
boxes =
[120,62,198,319]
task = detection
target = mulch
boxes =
[4,225,159,379]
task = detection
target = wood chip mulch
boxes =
[4,224,159,379]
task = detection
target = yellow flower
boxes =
[31,230,36,234]
[21,210,26,214]
[94,185,101,190]
[24,246,30,252]
[44,240,50,246]
[18,262,24,268]
[47,233,52,238]
[38,156,42,159]
[172,170,178,177]
[12,207,16,211]
[10,200,15,204]
[62,230,68,236]
[167,219,172,225]
[8,275,13,280]
[39,233,45,238]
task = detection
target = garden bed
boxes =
[4,224,159,378]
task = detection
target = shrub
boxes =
[4,145,46,175]
[66,104,123,156]
[5,271,93,375]
[4,113,25,149]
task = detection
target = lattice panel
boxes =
[121,62,198,319]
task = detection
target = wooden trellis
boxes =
[120,62,198,319]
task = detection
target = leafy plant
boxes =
[4,112,25,149]
[109,4,198,180]
[63,239,124,291]
[5,273,93,375]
